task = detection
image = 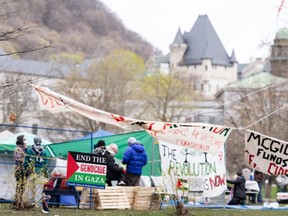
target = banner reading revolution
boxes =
[159,132,227,198]
[245,129,288,176]
[31,84,232,155]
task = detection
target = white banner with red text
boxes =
[245,129,288,176]
[31,84,232,155]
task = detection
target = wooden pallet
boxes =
[79,187,96,209]
[120,186,135,207]
[96,187,130,210]
[79,186,160,210]
[133,187,157,210]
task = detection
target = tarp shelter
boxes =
[76,129,114,140]
[46,130,161,176]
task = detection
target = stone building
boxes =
[215,27,288,172]
[161,14,238,100]
[270,27,288,78]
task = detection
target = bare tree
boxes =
[0,1,52,126]
[42,49,146,132]
[221,77,288,197]
[141,71,195,122]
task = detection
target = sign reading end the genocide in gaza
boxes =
[66,151,107,189]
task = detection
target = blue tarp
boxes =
[76,129,114,140]
[161,203,288,210]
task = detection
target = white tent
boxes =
[0,156,60,201]
[0,130,15,140]
[0,131,51,145]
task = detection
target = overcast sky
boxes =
[103,0,288,63]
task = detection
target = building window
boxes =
[205,65,208,71]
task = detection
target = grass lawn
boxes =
[0,185,283,215]
[0,204,287,216]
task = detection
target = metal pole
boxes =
[151,137,155,176]
[90,131,93,209]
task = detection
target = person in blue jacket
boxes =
[122,137,148,186]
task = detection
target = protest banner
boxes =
[66,151,107,188]
[158,125,228,198]
[245,129,288,176]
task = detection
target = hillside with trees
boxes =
[1,0,159,62]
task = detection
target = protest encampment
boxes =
[1,1,288,215]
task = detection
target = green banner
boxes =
[67,173,106,188]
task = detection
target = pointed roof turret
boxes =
[172,28,185,44]
[230,49,237,63]
[180,15,232,66]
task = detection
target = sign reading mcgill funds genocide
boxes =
[66,151,107,189]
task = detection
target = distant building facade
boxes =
[160,15,238,100]
[216,27,288,128]
[270,27,288,78]
[0,48,95,127]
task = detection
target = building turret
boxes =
[229,49,238,64]
[270,27,288,78]
[169,28,187,70]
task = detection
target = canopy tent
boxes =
[46,130,161,176]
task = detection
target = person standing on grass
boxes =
[13,135,28,209]
[251,170,264,204]
[23,136,49,213]
[122,137,148,186]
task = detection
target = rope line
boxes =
[193,78,288,117]
[191,77,288,131]
[243,103,288,129]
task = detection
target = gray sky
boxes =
[103,0,288,63]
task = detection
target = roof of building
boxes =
[0,48,100,78]
[173,28,185,44]
[275,27,288,40]
[223,72,286,89]
[172,15,236,66]
[0,58,70,78]
[0,48,71,78]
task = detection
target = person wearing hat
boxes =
[93,140,106,155]
[23,136,49,211]
[226,171,246,205]
[122,137,148,186]
[13,135,28,208]
[95,143,126,186]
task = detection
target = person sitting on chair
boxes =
[93,140,106,155]
[227,171,246,205]
[95,143,126,186]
